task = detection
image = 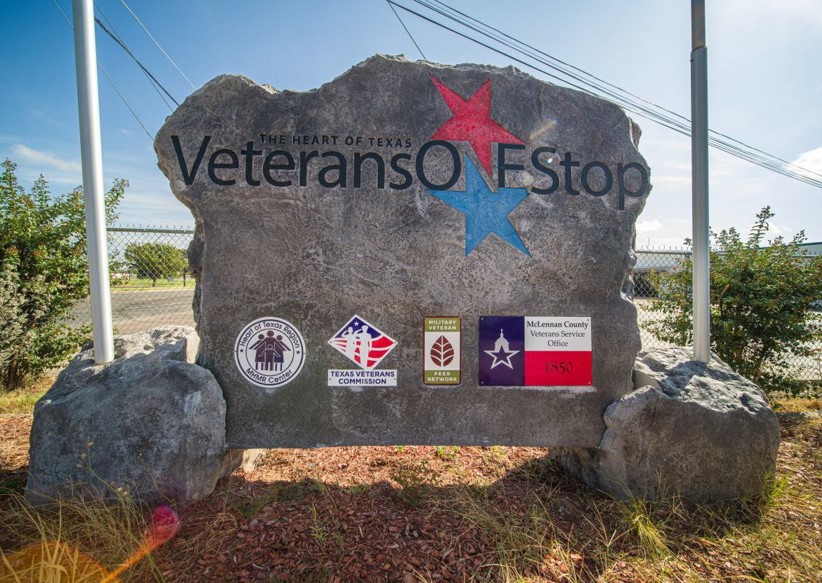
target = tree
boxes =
[646,207,822,393]
[124,242,187,287]
[0,159,126,390]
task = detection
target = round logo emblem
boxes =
[234,317,306,388]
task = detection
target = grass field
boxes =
[1,378,820,582]
[111,277,192,290]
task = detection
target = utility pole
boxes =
[73,0,114,364]
[691,0,710,363]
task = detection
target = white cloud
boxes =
[10,144,81,174]
[789,146,822,179]
[714,0,822,35]
[650,174,690,186]
[767,222,795,238]
[636,219,662,233]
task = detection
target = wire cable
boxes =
[93,2,175,113]
[118,0,196,90]
[50,0,154,142]
[420,0,822,183]
[414,0,822,186]
[390,0,822,189]
[93,17,180,108]
[386,0,428,61]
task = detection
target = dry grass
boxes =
[0,377,53,415]
[0,399,819,581]
[0,490,165,582]
[442,465,821,582]
[421,404,822,582]
[772,396,822,413]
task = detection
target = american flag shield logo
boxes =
[328,315,397,370]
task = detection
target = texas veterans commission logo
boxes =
[328,315,397,370]
[234,317,306,388]
[169,75,649,258]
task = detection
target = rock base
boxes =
[553,347,780,501]
[26,326,241,506]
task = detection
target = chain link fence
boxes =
[67,227,196,335]
[632,247,821,384]
[68,227,821,384]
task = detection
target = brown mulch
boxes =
[0,414,31,493]
[0,413,556,582]
[2,411,821,582]
[158,445,554,583]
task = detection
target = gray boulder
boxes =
[26,326,241,506]
[154,54,652,449]
[553,346,780,501]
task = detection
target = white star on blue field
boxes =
[428,156,530,256]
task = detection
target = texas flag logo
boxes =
[328,315,397,370]
[479,316,593,387]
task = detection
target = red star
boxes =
[429,75,524,176]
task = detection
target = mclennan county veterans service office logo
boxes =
[234,317,306,388]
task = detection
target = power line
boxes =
[420,0,822,185]
[389,0,822,190]
[49,0,153,142]
[97,65,153,140]
[386,0,427,61]
[118,0,196,90]
[411,0,822,187]
[93,17,180,108]
[99,1,245,139]
[93,2,175,113]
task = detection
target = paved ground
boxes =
[68,287,195,335]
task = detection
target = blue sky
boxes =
[1,0,820,246]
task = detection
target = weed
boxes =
[759,474,789,515]
[307,497,346,554]
[279,478,323,502]
[434,445,459,460]
[771,396,822,413]
[448,486,588,581]
[1,540,108,582]
[232,479,324,518]
[0,376,52,414]
[390,461,440,507]
[0,489,168,582]
[233,490,278,519]
[0,475,26,497]
[513,456,556,482]
[618,498,671,558]
[309,504,326,544]
[347,484,370,495]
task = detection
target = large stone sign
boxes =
[155,55,651,448]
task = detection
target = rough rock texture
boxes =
[154,55,652,448]
[553,347,780,501]
[26,326,241,506]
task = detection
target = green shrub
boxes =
[124,242,187,287]
[647,207,822,393]
[0,159,125,390]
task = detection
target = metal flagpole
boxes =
[691,0,710,363]
[72,0,114,364]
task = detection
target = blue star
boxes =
[428,156,530,256]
